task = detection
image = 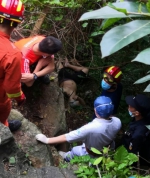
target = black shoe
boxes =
[39,74,50,85]
[8,120,22,132]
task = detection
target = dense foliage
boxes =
[79,0,150,92]
[18,0,150,177]
[19,0,150,130]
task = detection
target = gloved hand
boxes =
[16,92,26,106]
[36,134,49,144]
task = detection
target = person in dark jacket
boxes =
[122,94,150,155]
[92,66,122,119]
[100,66,123,115]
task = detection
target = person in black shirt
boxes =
[57,58,89,107]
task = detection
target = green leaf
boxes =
[107,2,127,14]
[91,147,102,154]
[127,153,138,164]
[74,167,84,173]
[146,125,150,130]
[50,0,60,4]
[117,163,127,170]
[88,38,93,43]
[103,147,109,154]
[146,0,150,12]
[105,161,116,168]
[134,74,150,84]
[91,31,104,36]
[79,6,127,21]
[55,15,63,21]
[82,22,88,27]
[9,157,16,164]
[101,20,150,58]
[79,2,148,21]
[93,157,103,165]
[132,48,150,65]
[144,84,150,92]
[114,146,128,162]
[101,18,121,30]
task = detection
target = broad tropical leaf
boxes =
[101,20,150,58]
[132,48,150,65]
[144,84,150,92]
[134,74,150,84]
[79,2,148,21]
[79,6,127,21]
[146,125,150,130]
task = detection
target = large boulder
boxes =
[19,74,67,137]
[0,109,76,178]
[8,109,53,168]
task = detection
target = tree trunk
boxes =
[30,7,49,36]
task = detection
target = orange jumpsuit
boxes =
[0,31,22,126]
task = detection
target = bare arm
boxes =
[36,134,67,144]
[34,57,55,77]
[21,57,55,86]
[47,135,67,144]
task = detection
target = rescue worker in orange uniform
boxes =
[0,0,26,131]
[15,35,62,87]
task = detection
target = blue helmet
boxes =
[94,96,114,118]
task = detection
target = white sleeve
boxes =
[65,125,88,143]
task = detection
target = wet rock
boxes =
[0,123,13,145]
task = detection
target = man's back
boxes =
[65,116,121,151]
[14,36,45,64]
[0,31,22,103]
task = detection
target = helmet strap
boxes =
[108,83,117,91]
[0,18,3,23]
[10,21,13,27]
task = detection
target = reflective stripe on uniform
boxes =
[6,91,21,98]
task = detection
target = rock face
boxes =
[8,109,53,168]
[0,123,13,145]
[0,109,76,178]
[0,78,77,177]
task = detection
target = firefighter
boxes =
[92,66,122,119]
[0,0,26,131]
[100,66,123,115]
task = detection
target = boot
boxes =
[8,120,22,132]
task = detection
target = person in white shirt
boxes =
[36,96,121,161]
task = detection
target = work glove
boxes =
[36,134,49,144]
[16,92,26,106]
